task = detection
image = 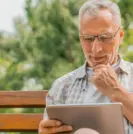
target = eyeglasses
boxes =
[79,26,120,44]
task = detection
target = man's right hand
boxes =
[38,119,73,134]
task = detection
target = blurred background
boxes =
[0,0,133,134]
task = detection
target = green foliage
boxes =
[0,0,84,91]
[1,0,132,91]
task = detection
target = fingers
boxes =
[93,66,109,72]
[49,125,72,133]
[39,119,62,128]
[38,119,73,134]
[39,124,72,134]
[93,64,112,72]
[92,64,114,78]
[93,64,108,69]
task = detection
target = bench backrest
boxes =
[0,90,47,132]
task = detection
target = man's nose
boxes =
[91,38,102,54]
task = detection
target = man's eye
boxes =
[99,36,112,42]
[84,37,94,41]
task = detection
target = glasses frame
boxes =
[79,26,121,44]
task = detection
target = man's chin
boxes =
[88,60,109,67]
[94,61,108,66]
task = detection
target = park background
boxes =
[0,0,133,134]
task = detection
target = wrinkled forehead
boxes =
[80,27,114,35]
[80,9,117,34]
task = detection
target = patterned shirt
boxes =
[44,59,133,134]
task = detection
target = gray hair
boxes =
[79,0,121,29]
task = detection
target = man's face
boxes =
[79,9,124,67]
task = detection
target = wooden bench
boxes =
[0,90,48,132]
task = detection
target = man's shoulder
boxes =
[54,64,85,85]
[121,59,133,73]
[126,60,133,70]
[122,59,133,66]
[48,64,85,96]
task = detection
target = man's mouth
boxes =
[90,55,106,63]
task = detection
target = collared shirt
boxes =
[44,59,133,134]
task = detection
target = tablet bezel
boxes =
[47,103,125,134]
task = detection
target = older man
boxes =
[39,0,133,134]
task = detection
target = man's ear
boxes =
[119,27,124,44]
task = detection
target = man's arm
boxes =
[91,64,133,124]
[39,78,73,134]
[111,87,133,124]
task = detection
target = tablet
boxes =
[47,103,125,134]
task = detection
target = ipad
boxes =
[47,103,125,134]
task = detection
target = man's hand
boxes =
[38,119,72,134]
[90,64,121,98]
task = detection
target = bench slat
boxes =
[0,91,47,108]
[0,113,43,132]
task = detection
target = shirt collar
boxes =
[75,61,87,79]
[118,58,129,75]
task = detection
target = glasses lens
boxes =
[81,36,95,44]
[99,35,113,43]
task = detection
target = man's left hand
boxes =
[90,64,121,98]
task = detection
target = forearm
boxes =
[111,86,133,124]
